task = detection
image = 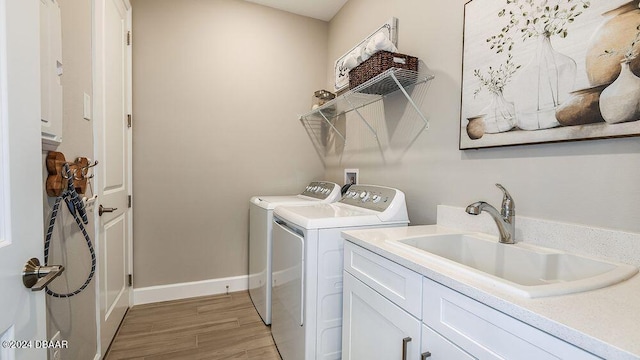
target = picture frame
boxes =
[334,18,398,92]
[460,0,640,149]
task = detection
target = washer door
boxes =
[271,220,305,360]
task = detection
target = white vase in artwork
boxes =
[480,90,516,133]
[512,35,577,130]
[585,1,640,87]
[600,59,640,124]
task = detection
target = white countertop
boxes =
[342,225,640,360]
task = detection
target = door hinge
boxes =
[126,31,131,46]
[127,114,132,128]
[127,274,133,287]
[128,195,132,208]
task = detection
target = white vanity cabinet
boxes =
[342,241,602,360]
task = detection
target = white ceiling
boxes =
[244,0,348,21]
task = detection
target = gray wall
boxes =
[131,0,328,287]
[131,0,640,290]
[43,0,97,358]
[322,0,640,237]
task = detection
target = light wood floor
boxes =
[104,291,281,360]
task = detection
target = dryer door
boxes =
[272,220,305,360]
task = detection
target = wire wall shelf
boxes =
[299,63,435,159]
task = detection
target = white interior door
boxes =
[0,0,47,358]
[93,0,132,355]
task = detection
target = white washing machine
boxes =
[271,185,409,360]
[249,181,341,326]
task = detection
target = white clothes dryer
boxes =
[271,185,409,360]
[249,181,341,325]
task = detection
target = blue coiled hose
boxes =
[43,163,96,298]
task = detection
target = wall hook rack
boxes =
[46,151,96,197]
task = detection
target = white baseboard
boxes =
[133,275,249,306]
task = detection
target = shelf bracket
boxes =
[345,96,386,163]
[317,111,346,142]
[344,96,379,138]
[300,117,323,147]
[389,72,431,129]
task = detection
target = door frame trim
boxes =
[0,0,7,249]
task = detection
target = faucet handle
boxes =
[495,183,515,217]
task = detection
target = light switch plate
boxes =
[83,92,91,120]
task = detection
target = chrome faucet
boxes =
[465,184,515,244]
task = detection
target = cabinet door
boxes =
[421,324,476,360]
[342,271,421,360]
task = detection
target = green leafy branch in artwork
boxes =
[473,53,521,96]
[602,24,640,62]
[487,0,591,54]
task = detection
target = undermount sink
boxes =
[388,233,638,298]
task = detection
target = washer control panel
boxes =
[301,181,338,200]
[340,185,399,212]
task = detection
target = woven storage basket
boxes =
[349,51,419,92]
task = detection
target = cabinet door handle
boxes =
[421,351,432,360]
[402,337,411,360]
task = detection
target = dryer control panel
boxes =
[301,181,339,200]
[340,185,401,212]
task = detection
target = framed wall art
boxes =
[460,0,640,149]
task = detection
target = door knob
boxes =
[99,204,117,216]
[22,258,65,291]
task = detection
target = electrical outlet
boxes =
[49,331,61,360]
